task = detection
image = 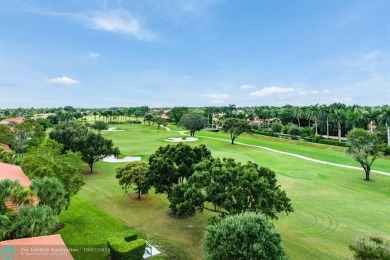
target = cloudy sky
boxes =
[0,0,389,108]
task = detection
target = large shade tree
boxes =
[222,118,250,144]
[79,131,118,173]
[116,161,149,199]
[170,158,293,219]
[147,143,212,194]
[346,128,384,181]
[178,114,208,137]
[49,121,119,173]
[203,213,286,260]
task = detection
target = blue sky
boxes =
[0,0,389,108]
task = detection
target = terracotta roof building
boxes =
[0,234,74,260]
[0,162,31,187]
[0,117,24,125]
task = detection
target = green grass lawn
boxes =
[196,130,390,172]
[56,195,165,260]
[59,123,390,260]
[56,195,128,260]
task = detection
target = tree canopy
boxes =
[92,120,109,132]
[49,121,120,173]
[79,131,118,173]
[349,235,390,260]
[31,177,68,215]
[168,107,190,123]
[346,128,384,181]
[179,114,208,137]
[203,213,287,260]
[147,143,212,194]
[170,158,293,218]
[222,118,250,144]
[22,139,85,196]
[116,161,149,199]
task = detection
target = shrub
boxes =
[349,235,390,259]
[250,123,259,130]
[271,122,283,133]
[92,121,108,132]
[107,230,146,260]
[301,127,314,137]
[383,146,390,156]
[318,139,348,147]
[252,130,273,136]
[287,124,301,136]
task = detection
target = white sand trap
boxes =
[102,155,141,163]
[165,137,198,142]
[102,127,126,132]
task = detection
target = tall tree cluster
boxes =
[49,121,120,173]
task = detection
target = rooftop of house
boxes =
[0,234,73,260]
[0,143,12,152]
[0,116,24,125]
[0,162,31,187]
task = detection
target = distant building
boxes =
[0,116,24,125]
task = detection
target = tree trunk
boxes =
[365,168,370,181]
[387,125,390,145]
[338,123,341,142]
[298,118,300,128]
[315,119,318,136]
[138,190,141,199]
[89,163,93,173]
[326,116,329,139]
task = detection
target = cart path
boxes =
[176,131,390,177]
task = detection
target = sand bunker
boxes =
[165,137,198,142]
[102,127,125,132]
[102,155,141,163]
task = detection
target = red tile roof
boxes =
[0,162,31,187]
[0,234,74,260]
[0,116,24,125]
[0,143,12,152]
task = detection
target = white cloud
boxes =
[240,84,256,89]
[45,76,79,85]
[202,93,229,99]
[86,10,156,41]
[299,90,319,95]
[210,99,223,104]
[89,52,100,58]
[249,86,295,97]
[324,89,331,94]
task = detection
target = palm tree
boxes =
[93,111,98,122]
[331,109,347,142]
[13,206,56,238]
[378,105,390,145]
[346,106,361,130]
[31,177,69,215]
[362,107,380,133]
[292,106,303,127]
[308,104,321,136]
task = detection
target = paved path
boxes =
[176,130,390,177]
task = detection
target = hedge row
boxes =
[107,230,146,260]
[252,130,348,147]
